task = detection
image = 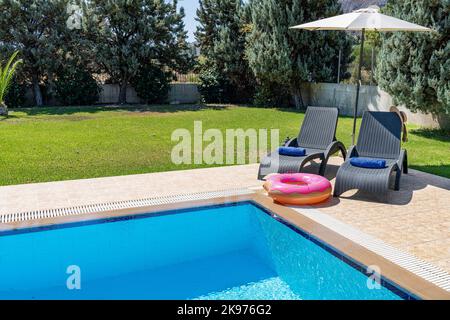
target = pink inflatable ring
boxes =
[263,173,332,205]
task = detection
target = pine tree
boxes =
[196,0,254,102]
[246,0,353,108]
[376,0,450,114]
[84,0,189,104]
[0,0,71,106]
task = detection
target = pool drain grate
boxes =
[0,188,255,224]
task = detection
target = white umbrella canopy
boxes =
[291,6,432,32]
[291,6,433,144]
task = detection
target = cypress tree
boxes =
[196,0,254,103]
[246,0,352,108]
[376,0,450,114]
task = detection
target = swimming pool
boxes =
[0,202,415,300]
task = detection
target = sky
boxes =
[179,0,200,42]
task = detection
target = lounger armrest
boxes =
[324,141,347,161]
[284,137,298,147]
[347,145,358,159]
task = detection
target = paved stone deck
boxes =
[0,158,449,274]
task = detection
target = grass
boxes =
[0,104,449,186]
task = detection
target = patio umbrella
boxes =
[291,5,432,144]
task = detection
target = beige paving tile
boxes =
[400,239,450,263]
[434,259,450,272]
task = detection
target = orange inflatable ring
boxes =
[263,173,332,205]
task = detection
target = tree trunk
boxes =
[291,85,304,110]
[118,81,128,104]
[32,76,43,106]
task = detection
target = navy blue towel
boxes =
[278,147,306,157]
[350,157,387,169]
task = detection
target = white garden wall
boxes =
[301,82,450,129]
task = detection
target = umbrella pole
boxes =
[353,28,365,145]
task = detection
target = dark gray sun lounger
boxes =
[258,106,347,180]
[333,111,408,198]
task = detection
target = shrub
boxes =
[54,67,100,106]
[198,67,232,104]
[131,65,171,104]
[5,78,27,108]
[253,83,290,108]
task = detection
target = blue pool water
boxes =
[0,202,414,300]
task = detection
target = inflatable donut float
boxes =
[263,173,332,205]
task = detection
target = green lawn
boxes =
[0,105,449,186]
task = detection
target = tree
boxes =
[246,0,353,108]
[84,0,189,104]
[0,0,70,106]
[195,0,255,103]
[376,0,450,114]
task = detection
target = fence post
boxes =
[371,47,374,85]
[337,49,342,84]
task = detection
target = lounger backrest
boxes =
[357,112,402,159]
[297,106,338,150]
